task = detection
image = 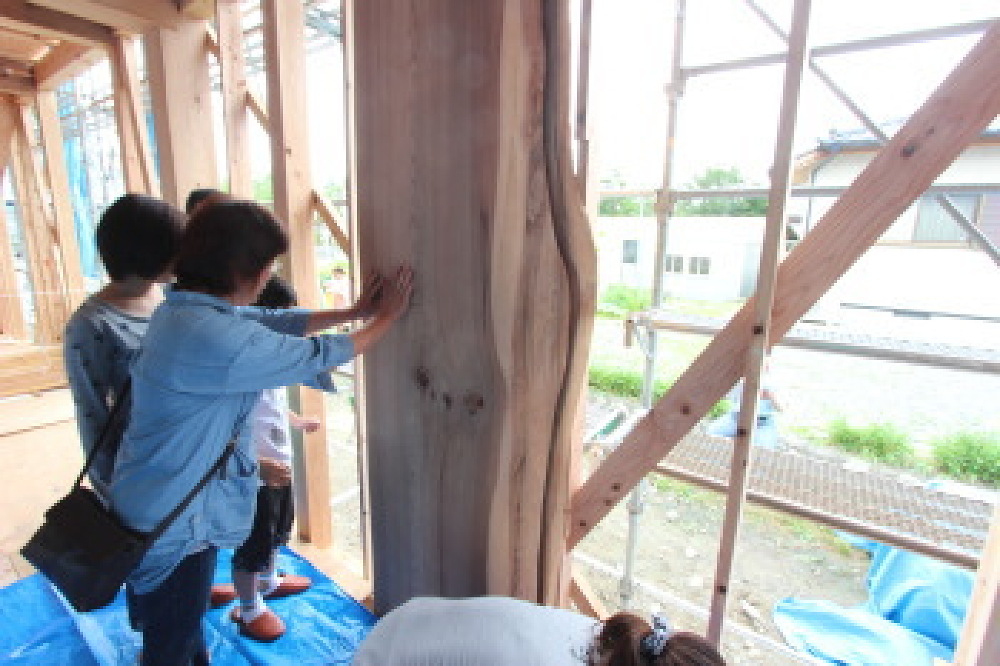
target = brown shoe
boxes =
[230,607,286,642]
[263,574,312,600]
[210,584,237,608]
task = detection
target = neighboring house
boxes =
[595,215,765,302]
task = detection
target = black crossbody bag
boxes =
[21,380,235,612]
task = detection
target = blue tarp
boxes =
[1,548,375,665]
[774,537,975,665]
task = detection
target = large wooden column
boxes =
[350,0,595,613]
[143,19,217,206]
[109,35,159,195]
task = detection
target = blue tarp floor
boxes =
[0,548,375,665]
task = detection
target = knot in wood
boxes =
[413,367,431,390]
[464,393,485,414]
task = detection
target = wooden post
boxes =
[143,19,217,206]
[35,91,85,312]
[109,35,159,196]
[262,0,333,548]
[0,97,26,340]
[6,99,71,343]
[953,503,1000,665]
[214,0,252,198]
[570,19,1000,549]
[707,0,812,645]
[351,0,595,613]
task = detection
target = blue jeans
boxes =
[129,546,217,665]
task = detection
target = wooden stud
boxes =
[35,90,84,312]
[245,88,268,131]
[706,0,812,645]
[0,196,28,340]
[569,572,607,620]
[570,19,1000,549]
[212,3,252,198]
[6,98,69,343]
[0,72,34,94]
[108,34,158,195]
[262,0,333,548]
[953,504,1000,665]
[143,19,217,206]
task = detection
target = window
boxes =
[688,256,710,275]
[914,195,980,243]
[664,254,684,273]
[622,239,638,264]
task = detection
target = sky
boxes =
[584,0,1000,188]
[239,0,1000,193]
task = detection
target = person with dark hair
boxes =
[351,597,726,666]
[63,193,186,495]
[108,199,413,665]
[184,187,226,215]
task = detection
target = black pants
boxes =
[129,546,217,666]
[232,485,294,573]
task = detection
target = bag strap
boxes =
[73,377,133,488]
[147,439,237,541]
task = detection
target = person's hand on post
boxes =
[374,266,414,324]
[353,271,384,318]
[259,458,292,487]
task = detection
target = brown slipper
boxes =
[210,584,237,608]
[230,607,286,642]
[263,574,312,600]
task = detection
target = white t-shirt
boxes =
[251,387,293,465]
[351,596,598,666]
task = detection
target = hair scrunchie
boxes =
[638,614,672,661]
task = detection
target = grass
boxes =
[932,432,1000,487]
[588,365,729,418]
[826,418,917,468]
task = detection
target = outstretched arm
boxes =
[347,266,414,356]
[305,271,384,334]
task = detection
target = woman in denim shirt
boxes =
[108,200,412,665]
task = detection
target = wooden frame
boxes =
[109,34,159,195]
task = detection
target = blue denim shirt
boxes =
[109,290,354,594]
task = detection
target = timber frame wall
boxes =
[0,1,997,662]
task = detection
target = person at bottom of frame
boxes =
[351,596,726,666]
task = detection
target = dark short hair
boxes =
[96,193,185,282]
[185,188,225,215]
[254,275,298,309]
[173,200,289,297]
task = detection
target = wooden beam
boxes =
[569,19,1000,549]
[108,35,159,195]
[0,71,34,94]
[246,87,268,130]
[33,42,101,90]
[212,2,252,198]
[0,30,49,63]
[26,0,192,32]
[0,55,31,74]
[311,190,350,256]
[953,504,1000,665]
[143,19,217,206]
[0,1,115,48]
[6,98,70,343]
[262,0,333,548]
[35,90,84,312]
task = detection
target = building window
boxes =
[622,239,638,264]
[914,195,980,243]
[664,254,684,273]
[688,256,710,275]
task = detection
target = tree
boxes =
[674,166,768,217]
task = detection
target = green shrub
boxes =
[932,433,1000,487]
[600,286,651,315]
[587,365,728,418]
[827,418,914,465]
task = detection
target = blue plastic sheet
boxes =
[1,548,375,665]
[774,537,975,666]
